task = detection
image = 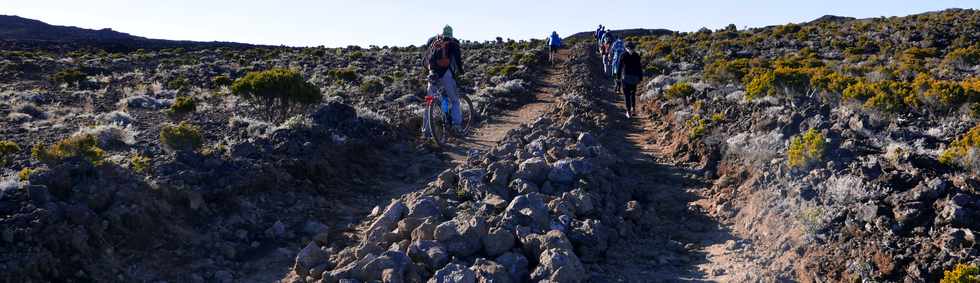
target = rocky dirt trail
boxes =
[589,61,768,281]
[443,50,569,163]
[367,50,569,214]
[246,51,570,282]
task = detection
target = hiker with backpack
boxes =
[618,41,643,118]
[548,31,562,63]
[610,38,626,89]
[422,25,465,135]
[594,25,606,53]
[600,33,614,76]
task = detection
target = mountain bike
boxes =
[423,82,476,146]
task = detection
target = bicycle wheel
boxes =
[426,96,449,146]
[459,96,477,132]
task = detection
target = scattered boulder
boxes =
[470,258,514,283]
[530,248,586,282]
[502,193,551,231]
[429,263,476,283]
[408,240,450,271]
[515,158,550,184]
[482,227,515,257]
[294,242,328,278]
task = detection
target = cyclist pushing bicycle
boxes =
[421,25,468,142]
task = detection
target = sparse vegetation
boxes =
[31,134,105,166]
[18,167,32,182]
[50,68,86,86]
[798,206,826,236]
[687,114,707,139]
[130,154,151,174]
[329,67,359,84]
[159,122,204,152]
[231,68,322,123]
[167,76,191,91]
[665,82,695,99]
[359,76,385,94]
[941,264,980,283]
[211,75,232,87]
[939,125,980,169]
[168,96,197,117]
[489,64,519,77]
[787,129,826,168]
[0,140,19,166]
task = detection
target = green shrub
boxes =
[902,47,938,61]
[665,82,695,99]
[941,264,979,283]
[787,129,826,168]
[943,46,980,68]
[168,96,197,116]
[31,134,105,166]
[359,76,385,94]
[211,75,232,87]
[773,23,802,37]
[348,51,365,60]
[798,206,826,236]
[704,58,750,83]
[926,81,968,106]
[843,81,877,101]
[491,64,519,77]
[0,140,19,166]
[130,154,151,174]
[18,167,32,181]
[159,122,204,152]
[843,81,915,112]
[329,67,359,84]
[687,114,707,139]
[772,67,812,93]
[231,68,322,123]
[864,86,907,112]
[939,125,980,168]
[745,68,776,100]
[167,76,191,91]
[710,113,725,123]
[810,70,856,94]
[50,68,87,86]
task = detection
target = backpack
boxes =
[428,36,453,69]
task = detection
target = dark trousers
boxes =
[622,83,637,112]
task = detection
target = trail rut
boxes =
[587,54,764,281]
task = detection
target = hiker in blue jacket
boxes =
[548,31,562,63]
[610,38,626,88]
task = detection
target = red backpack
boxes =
[428,36,453,69]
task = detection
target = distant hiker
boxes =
[610,38,626,88]
[548,31,562,63]
[594,25,606,53]
[600,34,614,76]
[422,25,465,135]
[618,41,643,118]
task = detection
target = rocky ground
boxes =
[630,8,980,282]
[0,40,553,282]
[2,8,979,283]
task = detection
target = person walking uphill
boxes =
[610,38,626,87]
[423,25,466,135]
[548,31,562,63]
[618,41,643,118]
[594,25,606,53]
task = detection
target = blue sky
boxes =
[3,0,978,47]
